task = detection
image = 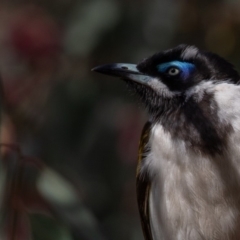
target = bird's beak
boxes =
[92,63,152,86]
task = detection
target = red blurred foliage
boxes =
[0,5,62,110]
[4,212,31,240]
[10,6,61,62]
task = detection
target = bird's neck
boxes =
[151,93,231,156]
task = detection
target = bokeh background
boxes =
[0,0,240,240]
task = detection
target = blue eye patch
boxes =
[157,61,195,79]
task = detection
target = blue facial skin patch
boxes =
[157,61,195,80]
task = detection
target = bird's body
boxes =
[93,45,240,240]
[140,83,240,240]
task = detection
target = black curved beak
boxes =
[92,63,151,85]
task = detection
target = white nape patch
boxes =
[213,82,240,178]
[185,80,216,102]
[142,122,240,240]
[181,46,198,60]
[214,82,240,127]
[148,77,181,99]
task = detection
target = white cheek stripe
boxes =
[148,78,181,99]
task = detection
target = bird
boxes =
[92,44,240,240]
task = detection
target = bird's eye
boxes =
[157,61,195,79]
[167,67,180,76]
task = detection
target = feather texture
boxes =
[136,122,153,240]
[140,82,240,240]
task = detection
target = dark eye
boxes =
[167,67,180,76]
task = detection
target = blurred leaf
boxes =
[37,168,106,240]
[0,144,106,240]
[37,168,79,205]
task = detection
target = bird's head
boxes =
[92,44,239,120]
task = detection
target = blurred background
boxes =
[0,0,240,239]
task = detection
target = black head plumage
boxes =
[136,44,240,91]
